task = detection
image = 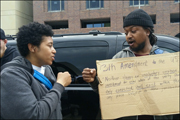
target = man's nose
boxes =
[126,32,132,40]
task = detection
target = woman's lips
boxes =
[52,56,55,61]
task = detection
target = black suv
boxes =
[6,30,180,119]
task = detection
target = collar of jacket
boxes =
[122,45,159,55]
[12,56,34,74]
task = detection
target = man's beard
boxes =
[130,41,145,52]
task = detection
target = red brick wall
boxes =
[33,1,179,36]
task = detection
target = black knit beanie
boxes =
[123,9,154,28]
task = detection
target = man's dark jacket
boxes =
[0,46,20,66]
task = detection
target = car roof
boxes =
[53,30,122,37]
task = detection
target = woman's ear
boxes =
[28,43,36,53]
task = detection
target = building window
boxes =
[48,0,64,12]
[129,0,149,6]
[170,13,180,23]
[81,18,110,28]
[45,21,68,29]
[174,0,180,3]
[86,0,104,9]
[150,15,156,24]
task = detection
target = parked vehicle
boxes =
[6,30,180,119]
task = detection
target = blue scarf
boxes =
[33,70,53,90]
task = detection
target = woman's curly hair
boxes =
[16,22,54,57]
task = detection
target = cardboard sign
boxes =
[96,52,179,119]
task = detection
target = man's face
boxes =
[124,26,150,52]
[33,36,56,67]
[0,39,7,58]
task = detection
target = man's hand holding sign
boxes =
[96,52,179,119]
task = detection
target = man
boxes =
[0,28,20,66]
[82,9,174,120]
[1,22,72,119]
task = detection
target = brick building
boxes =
[33,0,179,36]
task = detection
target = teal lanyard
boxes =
[33,70,53,90]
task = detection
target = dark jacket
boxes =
[90,45,174,120]
[0,46,20,66]
[0,56,64,119]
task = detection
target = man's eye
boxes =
[131,30,136,33]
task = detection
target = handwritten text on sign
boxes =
[96,52,179,119]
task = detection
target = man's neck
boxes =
[132,45,152,55]
[0,46,7,58]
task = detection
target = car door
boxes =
[52,35,117,119]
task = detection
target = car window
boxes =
[54,41,109,72]
[157,41,179,52]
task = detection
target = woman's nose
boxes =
[52,47,56,54]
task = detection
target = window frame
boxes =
[86,0,104,10]
[45,20,69,29]
[81,18,110,28]
[48,0,64,12]
[86,22,109,28]
[174,0,180,3]
[129,0,149,6]
[150,15,156,24]
[170,13,180,23]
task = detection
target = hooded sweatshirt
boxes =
[0,46,20,66]
[0,56,64,119]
